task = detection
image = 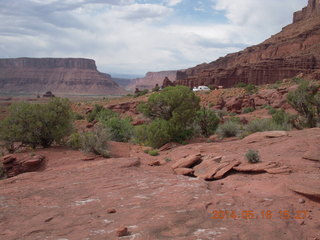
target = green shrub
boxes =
[208,84,218,90]
[287,81,320,127]
[215,110,229,119]
[235,82,247,88]
[292,77,305,84]
[164,157,172,162]
[134,89,149,98]
[80,125,110,157]
[195,107,220,137]
[245,149,260,163]
[0,98,73,149]
[133,119,171,148]
[152,85,160,92]
[73,112,84,120]
[86,104,104,122]
[86,105,118,122]
[67,132,82,150]
[268,108,277,115]
[101,117,133,142]
[137,86,200,146]
[0,162,6,179]
[271,109,291,126]
[242,107,255,114]
[244,118,291,135]
[216,121,242,139]
[148,149,159,156]
[245,84,258,94]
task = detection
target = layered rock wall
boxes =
[170,1,320,88]
[0,58,125,95]
[127,70,177,90]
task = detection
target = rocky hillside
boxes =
[0,58,125,96]
[169,0,320,88]
[127,70,177,90]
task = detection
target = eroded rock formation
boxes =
[0,58,125,95]
[127,70,177,90]
[168,0,320,88]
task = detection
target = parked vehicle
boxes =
[192,86,210,92]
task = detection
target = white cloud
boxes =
[165,0,183,7]
[0,0,308,75]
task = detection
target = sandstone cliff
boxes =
[170,0,320,88]
[127,70,177,90]
[0,58,125,95]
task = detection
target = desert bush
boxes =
[147,149,159,156]
[137,86,200,145]
[80,125,110,157]
[244,118,291,136]
[287,81,320,127]
[245,149,260,163]
[215,110,229,119]
[235,82,247,88]
[152,85,160,92]
[216,121,242,139]
[134,89,149,98]
[73,112,84,120]
[0,162,6,179]
[87,105,118,122]
[133,119,171,148]
[67,132,82,150]
[245,84,258,94]
[0,98,73,149]
[242,107,255,114]
[195,107,220,137]
[271,109,292,126]
[101,117,133,142]
[208,84,218,90]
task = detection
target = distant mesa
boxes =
[163,0,320,89]
[126,70,178,91]
[0,58,125,96]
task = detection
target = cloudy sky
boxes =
[0,0,306,76]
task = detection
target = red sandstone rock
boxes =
[233,162,279,172]
[173,168,194,176]
[116,227,129,237]
[166,2,320,89]
[289,183,320,198]
[107,208,116,214]
[127,71,178,90]
[213,160,241,179]
[171,154,202,169]
[0,58,125,95]
[303,145,320,161]
[1,154,45,177]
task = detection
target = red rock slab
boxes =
[173,168,194,176]
[289,184,320,198]
[198,162,229,180]
[213,160,241,179]
[193,156,222,177]
[233,162,278,172]
[303,145,320,162]
[159,142,181,151]
[265,166,292,174]
[243,131,289,143]
[171,154,202,169]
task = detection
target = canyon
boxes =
[164,0,320,88]
[0,58,125,96]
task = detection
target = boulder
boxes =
[173,168,194,176]
[1,154,45,177]
[303,146,320,161]
[233,162,279,172]
[243,131,289,143]
[213,160,241,179]
[289,184,320,198]
[171,154,202,170]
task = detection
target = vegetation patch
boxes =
[245,149,261,164]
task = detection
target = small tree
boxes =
[137,86,200,145]
[195,107,220,137]
[0,98,73,149]
[287,81,320,127]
